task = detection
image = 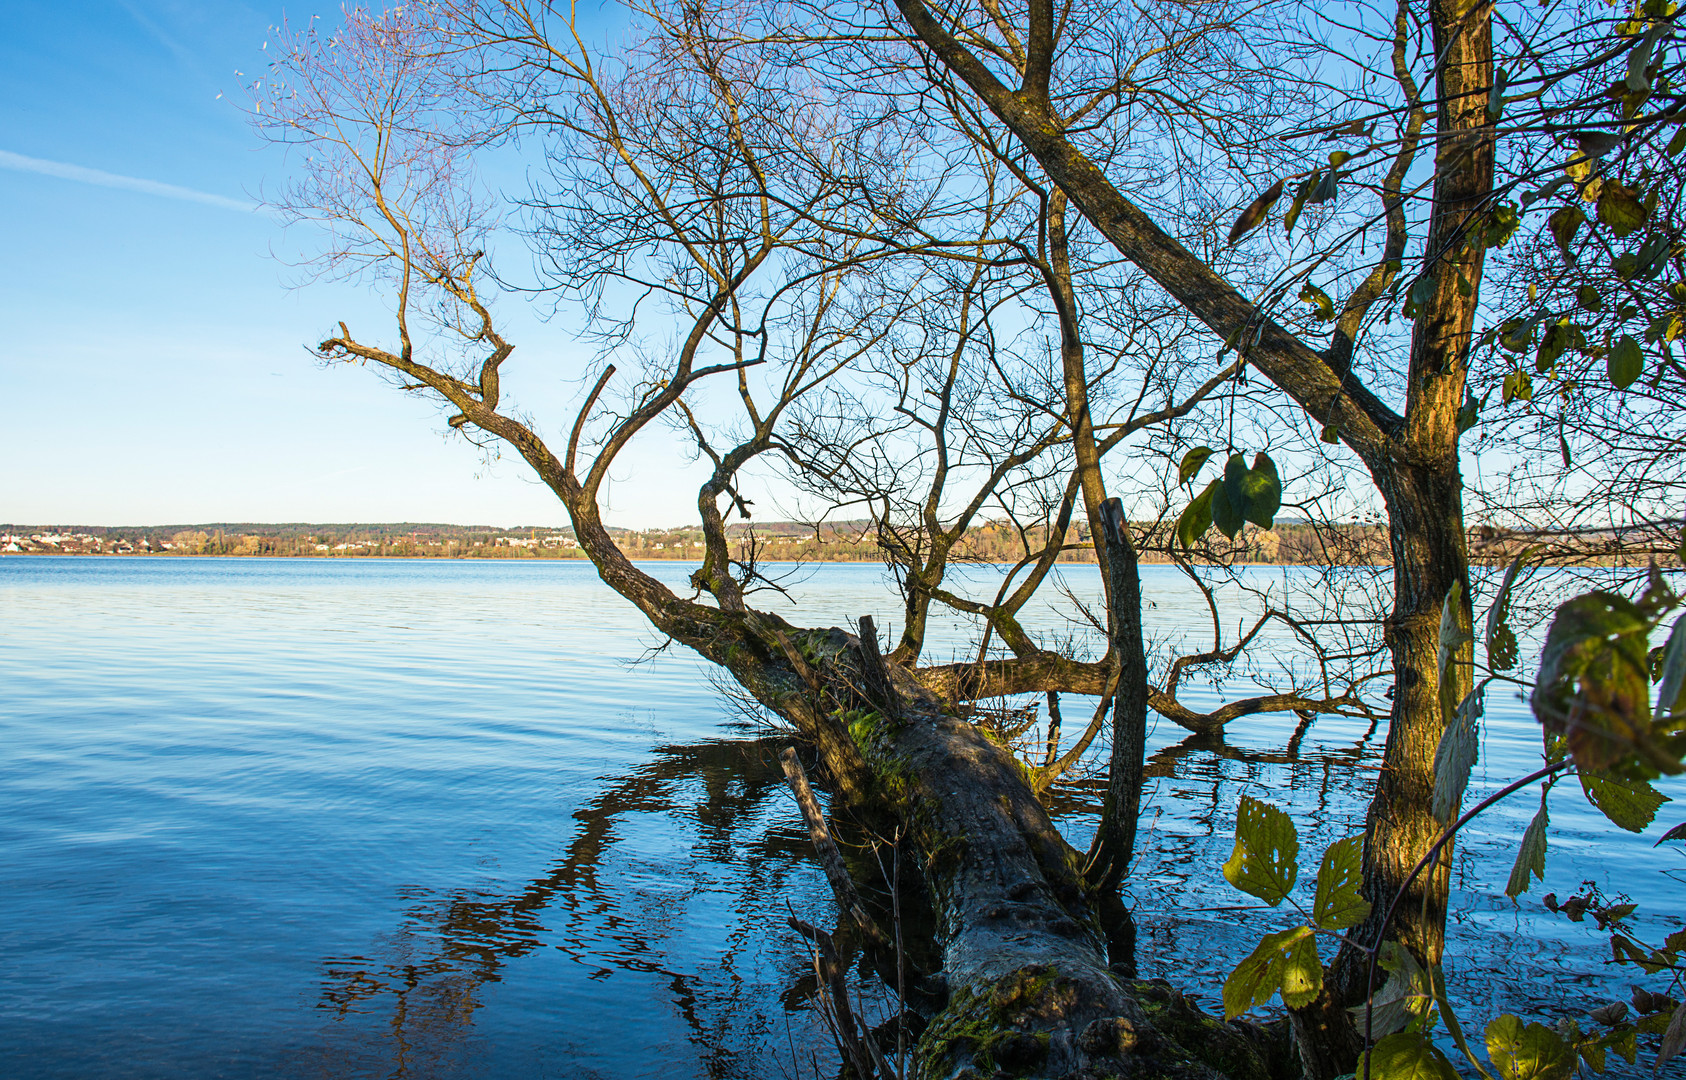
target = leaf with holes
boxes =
[1300,283,1336,321]
[1486,549,1537,673]
[1222,924,1321,1018]
[1223,795,1299,904]
[1312,836,1370,930]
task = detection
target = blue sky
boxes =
[1,0,709,528]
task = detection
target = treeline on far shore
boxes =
[1,519,1666,567]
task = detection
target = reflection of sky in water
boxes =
[0,557,1679,1078]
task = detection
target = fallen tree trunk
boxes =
[408,416,1296,1079]
[708,607,1290,1079]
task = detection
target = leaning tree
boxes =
[249,2,1477,1077]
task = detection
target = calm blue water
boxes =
[0,557,1679,1078]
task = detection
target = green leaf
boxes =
[1655,614,1686,718]
[1579,773,1668,832]
[1433,681,1485,825]
[1548,206,1586,256]
[1438,580,1474,721]
[1576,285,1604,312]
[1300,283,1337,321]
[1222,924,1321,1018]
[1597,182,1648,237]
[1505,797,1549,898]
[1456,392,1483,435]
[1486,549,1537,673]
[1627,24,1663,93]
[1177,479,1218,548]
[1312,835,1370,930]
[1223,795,1299,905]
[1609,1025,1639,1064]
[1609,334,1645,389]
[1531,590,1682,779]
[1488,67,1509,119]
[1485,1013,1576,1080]
[1356,943,1436,1038]
[1535,321,1584,373]
[1229,178,1285,245]
[1491,622,1519,670]
[1367,1032,1459,1080]
[1657,1001,1686,1073]
[1179,445,1216,486]
[1285,174,1317,237]
[1236,452,1282,528]
[1404,273,1437,318]
[1211,465,1244,540]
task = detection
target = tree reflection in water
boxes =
[301,736,844,1080]
[297,718,1393,1079]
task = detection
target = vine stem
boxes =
[1360,758,1572,1077]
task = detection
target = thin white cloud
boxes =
[0,149,256,213]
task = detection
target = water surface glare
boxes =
[1,557,1680,1078]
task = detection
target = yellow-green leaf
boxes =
[1285,174,1318,236]
[1223,795,1299,904]
[1485,1014,1576,1080]
[1506,797,1549,897]
[1548,206,1586,255]
[1177,479,1217,548]
[1580,773,1668,832]
[1368,1032,1459,1080]
[1312,835,1370,930]
[1179,445,1216,485]
[1299,282,1336,321]
[1222,924,1321,1018]
[1597,182,1648,237]
[1608,334,1644,389]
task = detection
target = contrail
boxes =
[0,149,257,213]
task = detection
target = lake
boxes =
[1,556,1679,1078]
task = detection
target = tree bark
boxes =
[1087,498,1149,893]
